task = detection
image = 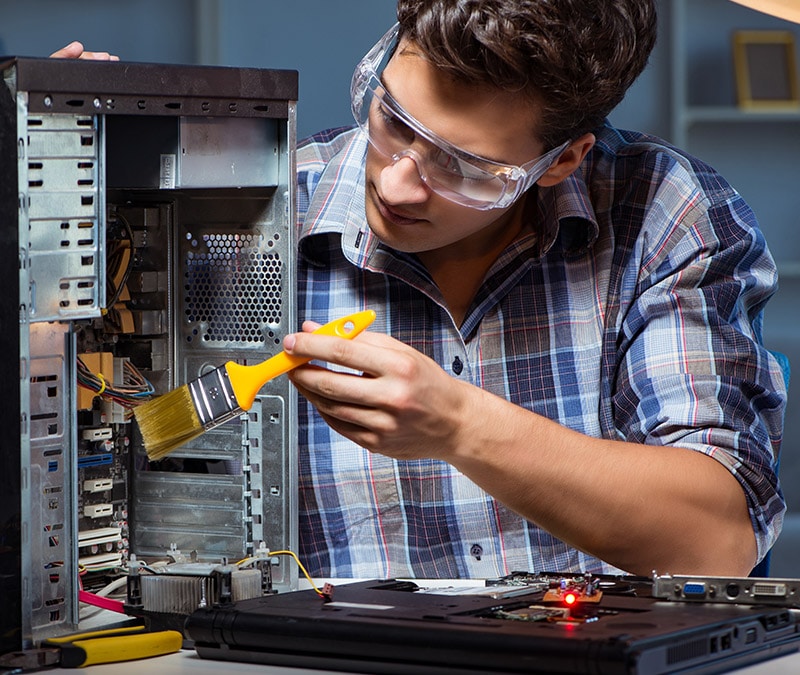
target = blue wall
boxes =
[202,0,399,140]
[0,0,667,141]
[0,0,197,70]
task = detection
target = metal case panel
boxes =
[26,113,104,322]
[28,322,76,644]
[1,56,298,651]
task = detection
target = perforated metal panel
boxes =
[183,231,284,345]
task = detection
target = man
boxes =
[281,0,786,579]
[56,0,786,580]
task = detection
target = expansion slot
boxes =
[78,527,122,548]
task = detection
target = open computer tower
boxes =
[0,56,299,653]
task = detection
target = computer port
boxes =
[83,478,113,493]
[682,581,707,599]
[81,428,113,441]
[83,503,113,519]
[752,582,788,598]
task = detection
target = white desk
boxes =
[50,650,337,674]
[42,645,800,674]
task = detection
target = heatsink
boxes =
[130,562,269,615]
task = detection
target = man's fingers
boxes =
[49,42,119,61]
[301,320,322,332]
[80,50,119,61]
[289,364,368,406]
[49,41,84,59]
[284,330,376,372]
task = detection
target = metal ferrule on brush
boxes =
[187,367,243,429]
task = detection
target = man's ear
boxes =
[536,133,595,187]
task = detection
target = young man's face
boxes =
[363,40,549,256]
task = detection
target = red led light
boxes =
[564,592,578,606]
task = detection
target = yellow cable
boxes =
[247,549,326,598]
[270,550,325,597]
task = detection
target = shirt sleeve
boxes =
[611,155,787,563]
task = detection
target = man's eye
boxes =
[378,106,415,142]
[433,151,488,183]
[433,151,463,176]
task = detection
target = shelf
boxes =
[777,262,800,279]
[682,106,800,126]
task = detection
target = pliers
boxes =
[0,624,182,671]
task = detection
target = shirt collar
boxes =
[298,129,381,268]
[299,129,599,268]
[537,170,599,257]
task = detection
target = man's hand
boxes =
[49,42,119,61]
[285,324,474,462]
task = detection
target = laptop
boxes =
[184,573,800,674]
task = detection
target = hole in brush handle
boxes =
[325,310,376,338]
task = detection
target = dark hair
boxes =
[395,0,657,148]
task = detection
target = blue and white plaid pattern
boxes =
[294,123,787,578]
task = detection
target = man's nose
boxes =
[379,154,430,204]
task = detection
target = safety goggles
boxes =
[350,23,570,210]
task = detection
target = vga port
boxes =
[682,581,708,598]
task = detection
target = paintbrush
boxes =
[133,310,376,460]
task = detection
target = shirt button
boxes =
[470,544,483,560]
[452,356,463,375]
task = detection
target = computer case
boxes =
[0,56,299,652]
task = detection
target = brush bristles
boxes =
[133,385,204,460]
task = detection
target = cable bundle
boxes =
[77,357,156,410]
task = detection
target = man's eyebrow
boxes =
[396,41,423,59]
[378,73,513,166]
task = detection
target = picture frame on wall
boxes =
[733,30,800,110]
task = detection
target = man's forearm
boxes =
[449,385,758,576]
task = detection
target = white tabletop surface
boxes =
[42,646,800,674]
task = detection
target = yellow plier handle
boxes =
[43,624,182,668]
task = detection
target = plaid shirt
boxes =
[295,122,787,578]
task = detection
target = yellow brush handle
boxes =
[225,309,376,411]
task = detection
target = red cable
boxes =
[78,589,126,614]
